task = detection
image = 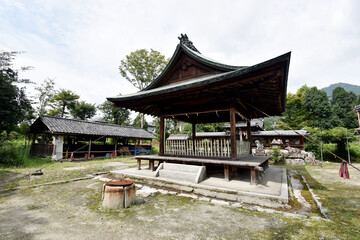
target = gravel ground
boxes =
[0,178,285,240]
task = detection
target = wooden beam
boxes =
[230,108,237,159]
[159,116,165,155]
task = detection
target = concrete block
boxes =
[136,186,158,197]
[215,192,237,201]
[210,199,230,206]
[193,188,216,198]
[171,184,193,193]
[159,169,197,182]
[163,163,200,173]
[178,193,198,199]
[231,202,243,208]
[198,197,211,202]
[157,189,169,194]
[156,163,206,183]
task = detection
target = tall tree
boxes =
[119,49,168,127]
[0,51,34,134]
[282,85,310,128]
[98,100,130,125]
[331,87,358,128]
[35,78,55,116]
[48,89,79,117]
[71,101,96,120]
[303,87,339,129]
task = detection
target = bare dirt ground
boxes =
[0,179,284,240]
[1,160,359,239]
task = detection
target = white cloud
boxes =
[1,0,360,111]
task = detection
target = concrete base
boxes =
[155,163,206,183]
[111,166,288,208]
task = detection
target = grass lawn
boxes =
[0,156,136,190]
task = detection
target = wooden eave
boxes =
[144,44,244,90]
[108,52,291,124]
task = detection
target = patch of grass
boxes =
[295,164,360,239]
[27,204,43,210]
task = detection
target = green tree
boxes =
[119,49,168,128]
[331,87,358,128]
[132,113,148,129]
[71,101,96,120]
[320,127,355,160]
[98,100,130,125]
[35,78,55,116]
[0,51,34,134]
[282,85,310,128]
[303,87,339,129]
[48,89,80,117]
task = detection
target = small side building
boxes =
[251,130,309,149]
[29,115,156,160]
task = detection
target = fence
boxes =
[165,139,250,158]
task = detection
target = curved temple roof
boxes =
[108,35,291,123]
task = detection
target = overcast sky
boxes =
[1,0,359,112]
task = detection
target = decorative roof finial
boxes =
[178,34,200,53]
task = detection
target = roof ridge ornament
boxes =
[178,33,200,53]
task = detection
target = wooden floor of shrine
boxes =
[134,154,270,184]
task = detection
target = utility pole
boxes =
[319,129,323,163]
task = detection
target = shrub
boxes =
[0,140,30,167]
[272,146,283,163]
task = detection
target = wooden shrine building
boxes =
[108,34,291,184]
[29,115,155,160]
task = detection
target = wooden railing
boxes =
[165,139,250,158]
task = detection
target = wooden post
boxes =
[230,108,237,159]
[114,138,118,156]
[247,120,252,154]
[250,168,256,185]
[159,116,165,156]
[224,164,230,181]
[137,159,141,170]
[88,139,92,159]
[192,123,196,155]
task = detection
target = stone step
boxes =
[155,163,206,183]
[162,162,200,173]
[158,169,197,182]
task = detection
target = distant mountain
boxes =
[321,82,360,97]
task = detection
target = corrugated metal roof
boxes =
[251,130,309,136]
[32,115,156,139]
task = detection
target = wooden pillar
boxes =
[357,111,360,128]
[88,139,92,159]
[114,138,118,156]
[159,116,165,155]
[250,168,256,185]
[150,139,153,154]
[230,108,237,159]
[137,159,141,170]
[192,123,196,155]
[224,164,230,181]
[247,120,252,154]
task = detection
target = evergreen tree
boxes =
[0,51,34,134]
